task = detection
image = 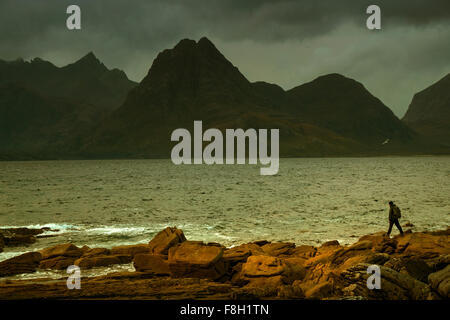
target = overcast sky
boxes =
[1,0,449,117]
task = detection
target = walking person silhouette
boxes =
[386,201,404,236]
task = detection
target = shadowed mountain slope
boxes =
[403,73,450,149]
[83,38,418,158]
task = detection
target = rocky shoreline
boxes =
[0,226,448,300]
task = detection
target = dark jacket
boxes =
[389,205,398,221]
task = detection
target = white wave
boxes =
[0,223,79,235]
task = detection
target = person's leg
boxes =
[387,220,394,236]
[394,219,404,234]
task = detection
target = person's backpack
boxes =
[393,205,402,219]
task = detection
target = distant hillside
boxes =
[0,53,137,158]
[0,53,136,111]
[403,73,450,148]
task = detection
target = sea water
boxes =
[0,157,449,277]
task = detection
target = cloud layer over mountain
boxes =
[1,0,449,117]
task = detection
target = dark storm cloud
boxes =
[0,0,449,116]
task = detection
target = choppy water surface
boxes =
[1,157,449,265]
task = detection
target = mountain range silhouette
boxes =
[0,37,448,159]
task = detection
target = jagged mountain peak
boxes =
[62,51,107,75]
[140,37,249,92]
[78,51,100,63]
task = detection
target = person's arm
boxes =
[388,207,393,220]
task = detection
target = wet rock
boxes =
[238,255,306,286]
[148,227,186,255]
[116,255,133,264]
[74,255,125,269]
[0,274,235,300]
[80,245,91,253]
[0,228,44,237]
[339,263,432,300]
[223,243,264,265]
[373,238,398,254]
[3,234,36,247]
[81,248,110,258]
[277,282,305,299]
[0,227,447,300]
[364,253,390,265]
[241,255,285,277]
[39,243,84,260]
[39,256,76,270]
[348,240,373,251]
[291,245,317,259]
[321,240,340,247]
[304,281,334,299]
[424,227,450,236]
[384,257,432,283]
[168,241,227,280]
[111,244,150,257]
[0,234,4,253]
[133,254,171,275]
[252,240,270,246]
[0,228,55,247]
[328,245,372,268]
[428,265,450,298]
[429,254,450,272]
[39,244,85,269]
[261,242,295,257]
[395,232,449,258]
[0,252,42,277]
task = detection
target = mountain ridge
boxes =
[82,38,418,158]
[402,73,450,148]
[1,37,448,159]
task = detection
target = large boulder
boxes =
[39,243,84,260]
[237,255,306,286]
[327,244,373,268]
[133,254,171,275]
[168,241,227,280]
[111,244,150,257]
[428,265,450,298]
[223,243,264,265]
[148,227,186,255]
[261,242,296,257]
[0,252,42,277]
[241,255,285,277]
[395,232,449,258]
